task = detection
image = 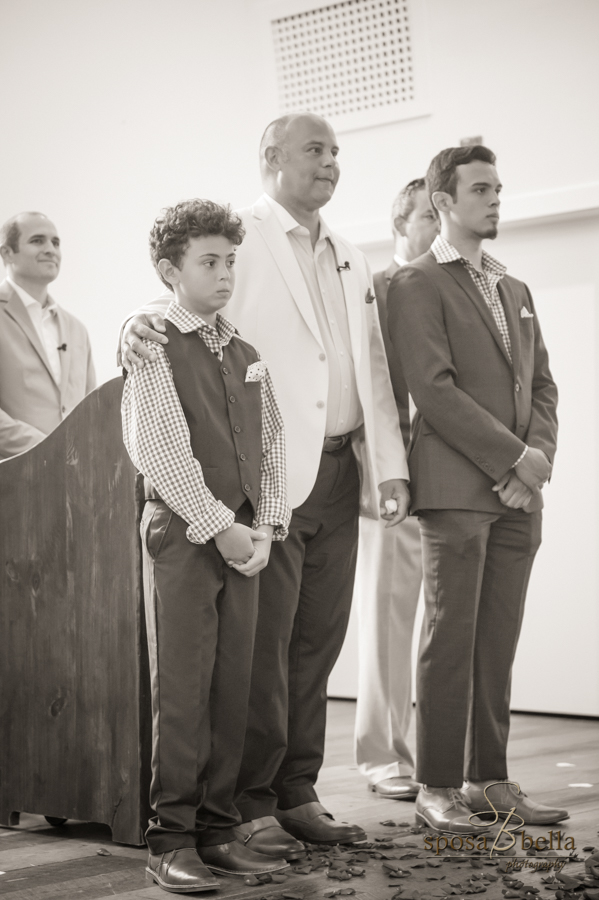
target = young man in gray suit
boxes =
[387,145,566,833]
[0,212,95,459]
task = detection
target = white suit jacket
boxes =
[0,279,96,459]
[138,195,408,515]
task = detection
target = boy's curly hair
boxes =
[149,199,245,290]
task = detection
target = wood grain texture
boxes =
[0,378,151,845]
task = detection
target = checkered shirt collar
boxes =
[431,235,507,279]
[165,299,237,350]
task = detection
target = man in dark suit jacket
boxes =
[387,145,565,833]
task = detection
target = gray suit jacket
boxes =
[387,251,558,514]
[0,279,96,459]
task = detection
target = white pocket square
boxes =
[245,360,268,382]
[520,307,534,318]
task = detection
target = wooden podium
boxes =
[0,377,151,844]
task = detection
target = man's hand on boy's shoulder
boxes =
[119,313,168,371]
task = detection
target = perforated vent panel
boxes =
[272,0,414,120]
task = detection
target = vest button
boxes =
[229,395,236,402]
[222,367,229,375]
[239,453,247,461]
[316,400,325,409]
[234,426,241,433]
[244,484,251,492]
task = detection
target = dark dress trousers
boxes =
[387,251,558,787]
[142,324,263,853]
[234,440,360,818]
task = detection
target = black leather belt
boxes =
[323,434,351,452]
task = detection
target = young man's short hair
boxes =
[149,199,245,290]
[426,146,496,202]
[391,178,426,228]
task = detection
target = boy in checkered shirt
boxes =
[122,199,291,893]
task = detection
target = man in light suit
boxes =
[121,113,410,860]
[0,212,96,460]
[354,179,439,800]
[387,145,566,833]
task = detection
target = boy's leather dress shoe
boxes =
[198,839,289,876]
[462,779,569,825]
[275,801,367,844]
[370,776,420,800]
[415,786,490,834]
[146,848,220,893]
[234,815,306,860]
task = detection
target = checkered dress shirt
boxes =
[431,235,512,361]
[122,301,291,544]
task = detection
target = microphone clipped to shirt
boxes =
[57,343,67,351]
[336,261,351,272]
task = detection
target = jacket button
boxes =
[515,383,520,392]
[229,395,236,403]
[222,367,229,375]
[61,406,66,413]
[316,400,325,409]
[244,484,251,492]
[234,426,241,433]
[319,353,326,361]
[239,453,246,461]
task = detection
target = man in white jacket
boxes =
[121,113,409,859]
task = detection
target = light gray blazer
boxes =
[0,279,96,459]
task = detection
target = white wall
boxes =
[0,0,280,383]
[2,0,597,384]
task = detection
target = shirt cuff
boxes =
[512,444,528,469]
[254,497,292,542]
[185,502,235,544]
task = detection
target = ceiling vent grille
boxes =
[272,0,417,127]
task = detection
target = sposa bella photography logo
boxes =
[424,782,575,867]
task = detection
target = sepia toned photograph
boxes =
[0,0,597,897]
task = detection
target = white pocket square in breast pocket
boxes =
[520,307,534,318]
[245,360,268,382]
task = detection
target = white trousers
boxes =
[354,514,422,784]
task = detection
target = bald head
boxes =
[0,212,61,287]
[259,113,340,215]
[0,211,50,255]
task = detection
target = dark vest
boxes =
[151,322,263,515]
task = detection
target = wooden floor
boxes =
[0,702,597,899]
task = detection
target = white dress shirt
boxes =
[7,277,62,384]
[263,195,363,437]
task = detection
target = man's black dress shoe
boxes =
[275,801,367,845]
[146,848,220,893]
[199,839,289,876]
[234,815,306,860]
[415,787,489,834]
[370,776,420,800]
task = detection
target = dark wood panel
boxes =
[0,379,151,844]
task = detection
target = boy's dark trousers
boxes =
[140,497,258,854]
